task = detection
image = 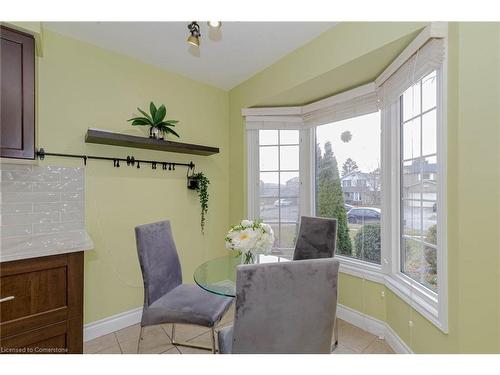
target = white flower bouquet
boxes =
[225,219,275,263]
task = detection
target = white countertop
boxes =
[0,230,94,262]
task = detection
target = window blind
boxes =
[376,38,445,108]
[302,91,379,128]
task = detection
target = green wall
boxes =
[34,29,230,324]
[228,22,500,353]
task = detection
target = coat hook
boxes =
[116,160,120,167]
[83,155,87,166]
[172,164,175,171]
[152,162,157,170]
[168,164,172,171]
[137,161,140,169]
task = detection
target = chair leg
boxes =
[333,318,339,348]
[170,323,217,353]
[136,326,144,354]
[210,327,216,354]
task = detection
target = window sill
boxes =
[335,256,448,333]
[384,274,448,333]
[336,255,385,284]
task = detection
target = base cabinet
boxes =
[0,252,84,354]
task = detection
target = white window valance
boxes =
[302,90,378,128]
[242,23,446,129]
[376,37,445,108]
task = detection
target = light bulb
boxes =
[207,21,222,29]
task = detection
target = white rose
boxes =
[241,219,253,227]
[261,223,272,234]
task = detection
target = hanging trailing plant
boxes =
[193,172,210,234]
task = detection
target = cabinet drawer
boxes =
[0,321,68,354]
[0,252,83,353]
[1,266,67,323]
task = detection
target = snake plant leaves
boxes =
[149,102,157,120]
[137,107,153,123]
[163,126,180,138]
[127,117,151,126]
[131,119,150,126]
[128,102,180,139]
[154,105,166,125]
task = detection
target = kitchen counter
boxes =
[0,230,94,263]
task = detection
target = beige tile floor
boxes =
[84,306,394,354]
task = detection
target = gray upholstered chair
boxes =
[218,258,340,354]
[293,216,337,261]
[292,216,339,347]
[135,220,233,353]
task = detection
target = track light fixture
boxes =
[187,21,222,47]
[187,21,201,47]
[207,21,222,29]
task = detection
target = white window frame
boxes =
[246,126,313,252]
[383,64,448,332]
[243,22,448,333]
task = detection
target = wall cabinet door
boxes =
[0,26,35,159]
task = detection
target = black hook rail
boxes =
[36,148,195,171]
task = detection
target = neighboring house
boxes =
[402,161,437,208]
[259,176,299,198]
[341,170,380,206]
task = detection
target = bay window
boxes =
[315,111,382,264]
[400,71,439,292]
[258,129,301,255]
[244,23,447,332]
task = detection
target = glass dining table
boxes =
[193,253,291,297]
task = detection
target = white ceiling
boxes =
[43,22,335,90]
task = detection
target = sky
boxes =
[316,111,381,173]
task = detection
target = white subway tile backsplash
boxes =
[0,203,33,214]
[2,192,60,203]
[60,168,84,181]
[61,210,85,223]
[0,163,93,260]
[33,180,84,192]
[0,164,33,171]
[1,163,89,258]
[33,201,84,213]
[2,211,61,226]
[61,192,84,201]
[1,224,33,238]
[33,221,85,234]
[2,169,60,182]
[1,181,33,192]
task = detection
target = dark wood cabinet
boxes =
[0,252,84,354]
[0,26,35,160]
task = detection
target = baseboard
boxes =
[84,303,412,353]
[84,307,142,342]
[384,323,413,354]
[337,304,413,354]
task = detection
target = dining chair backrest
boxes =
[231,258,340,353]
[135,220,182,306]
[293,216,337,260]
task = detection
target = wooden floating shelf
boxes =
[85,128,219,156]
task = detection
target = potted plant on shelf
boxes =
[128,102,179,140]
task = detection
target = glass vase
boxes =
[241,251,255,265]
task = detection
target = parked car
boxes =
[347,207,381,224]
[274,199,292,207]
[344,203,354,212]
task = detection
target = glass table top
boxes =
[193,253,291,297]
